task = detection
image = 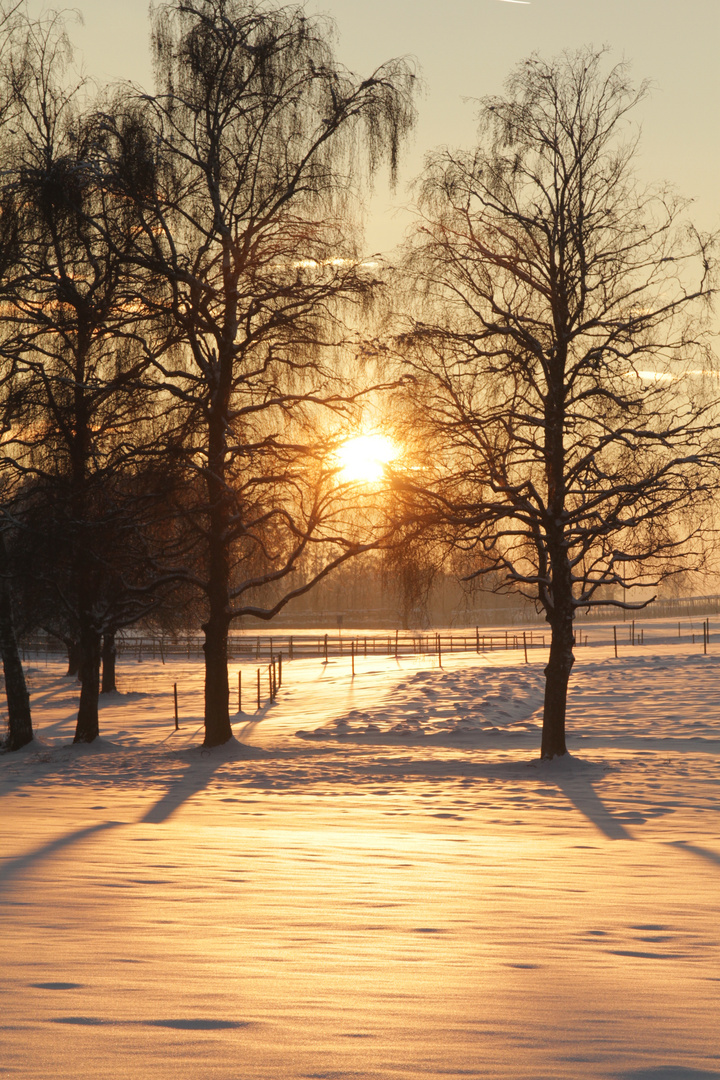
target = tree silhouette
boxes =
[399,48,718,758]
[3,10,164,742]
[102,0,416,746]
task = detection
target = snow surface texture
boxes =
[2,625,720,1079]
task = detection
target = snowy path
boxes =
[2,638,720,1079]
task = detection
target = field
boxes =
[2,623,720,1080]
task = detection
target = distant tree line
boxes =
[0,1,716,759]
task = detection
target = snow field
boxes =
[2,633,720,1079]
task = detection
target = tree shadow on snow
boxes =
[615,1068,720,1079]
[140,738,263,824]
[0,822,121,891]
[668,840,720,870]
[50,1016,251,1030]
[549,769,634,840]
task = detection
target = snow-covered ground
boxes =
[2,626,720,1079]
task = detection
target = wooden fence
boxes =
[20,627,552,664]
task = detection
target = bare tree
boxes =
[101,0,416,747]
[398,48,718,759]
[3,11,168,742]
[0,0,34,751]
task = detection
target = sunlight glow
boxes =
[634,370,675,383]
[291,258,379,270]
[335,434,398,484]
[626,368,720,383]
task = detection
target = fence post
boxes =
[257,668,261,710]
[289,636,294,661]
[523,632,528,664]
[278,653,282,688]
[238,671,242,713]
[351,640,355,677]
[324,633,328,662]
[613,626,618,658]
[173,683,179,730]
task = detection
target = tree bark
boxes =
[541,538,574,758]
[202,607,232,747]
[541,611,573,759]
[539,329,574,760]
[0,535,33,751]
[202,430,232,746]
[64,637,81,678]
[200,337,234,748]
[101,631,117,694]
[74,623,101,743]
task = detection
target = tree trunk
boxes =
[541,344,574,760]
[101,631,117,694]
[541,608,574,759]
[202,608,232,747]
[201,350,234,748]
[74,623,101,743]
[0,535,33,751]
[64,637,81,678]
[201,511,233,744]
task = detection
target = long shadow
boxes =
[0,822,120,890]
[616,1068,720,1080]
[234,703,272,744]
[32,715,78,737]
[140,749,233,824]
[553,772,634,840]
[669,840,720,869]
[26,677,81,711]
[1,752,242,891]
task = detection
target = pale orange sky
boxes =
[28,0,720,256]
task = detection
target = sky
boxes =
[29,0,720,256]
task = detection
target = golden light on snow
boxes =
[335,433,398,484]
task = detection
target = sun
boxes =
[335,433,398,484]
